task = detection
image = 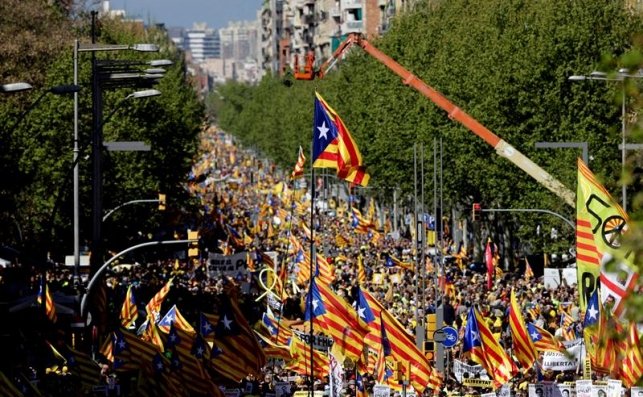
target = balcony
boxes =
[330,7,341,18]
[342,20,363,33]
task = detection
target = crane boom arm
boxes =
[297,33,575,207]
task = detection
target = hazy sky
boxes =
[107,0,263,29]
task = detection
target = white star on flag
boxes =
[587,304,598,320]
[358,306,366,319]
[317,122,329,140]
[203,323,212,332]
[312,298,320,311]
[471,331,479,342]
[222,315,233,330]
[530,331,539,340]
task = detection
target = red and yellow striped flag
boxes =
[508,289,537,370]
[357,254,367,285]
[286,334,330,379]
[620,322,643,387]
[37,278,57,323]
[463,307,516,389]
[361,289,442,392]
[291,146,306,179]
[145,277,173,321]
[120,285,138,328]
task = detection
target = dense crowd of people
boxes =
[0,127,636,396]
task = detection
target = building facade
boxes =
[258,0,410,77]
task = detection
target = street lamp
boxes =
[5,84,81,136]
[1,82,33,93]
[72,28,165,283]
[568,68,643,212]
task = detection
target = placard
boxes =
[542,339,582,371]
[591,385,608,397]
[555,384,573,397]
[224,389,241,397]
[529,384,547,397]
[631,387,643,397]
[561,268,577,286]
[274,382,291,397]
[497,384,511,397]
[544,268,561,289]
[208,252,248,277]
[576,380,592,397]
[452,360,489,383]
[607,380,621,397]
[372,273,383,285]
[373,384,391,397]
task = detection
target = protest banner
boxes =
[482,393,496,397]
[463,379,493,388]
[293,329,334,350]
[373,385,391,397]
[453,359,489,383]
[208,252,248,277]
[632,387,643,397]
[542,339,582,371]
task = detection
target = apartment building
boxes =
[183,23,221,63]
[259,0,407,76]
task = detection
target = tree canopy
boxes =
[211,0,641,257]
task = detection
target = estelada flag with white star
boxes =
[312,91,370,186]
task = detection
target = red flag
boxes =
[485,239,494,289]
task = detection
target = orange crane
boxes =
[293,33,575,207]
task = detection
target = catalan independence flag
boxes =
[158,305,196,337]
[361,288,441,392]
[527,323,565,353]
[291,146,306,179]
[304,277,369,362]
[37,277,57,323]
[508,289,537,370]
[120,285,138,329]
[312,92,369,187]
[463,307,516,389]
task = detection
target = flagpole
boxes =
[273,151,300,375]
[309,144,316,396]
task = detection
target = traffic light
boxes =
[187,229,199,258]
[158,193,166,211]
[472,202,482,221]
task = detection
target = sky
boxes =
[107,0,263,30]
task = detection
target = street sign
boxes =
[104,141,151,151]
[434,326,458,348]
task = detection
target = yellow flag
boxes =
[576,159,637,315]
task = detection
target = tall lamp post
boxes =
[569,69,643,212]
[73,25,167,281]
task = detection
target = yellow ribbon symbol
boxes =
[256,266,279,302]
